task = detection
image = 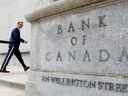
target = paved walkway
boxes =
[0,66,29,96]
[0,84,25,96]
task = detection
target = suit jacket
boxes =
[9,28,25,48]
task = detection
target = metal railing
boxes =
[0,40,11,44]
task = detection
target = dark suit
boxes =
[0,28,27,71]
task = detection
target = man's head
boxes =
[16,21,23,29]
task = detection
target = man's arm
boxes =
[20,38,25,42]
[20,38,27,43]
[12,28,27,44]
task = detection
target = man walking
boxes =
[0,21,30,73]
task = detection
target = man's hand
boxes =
[24,40,28,44]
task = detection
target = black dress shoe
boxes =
[2,70,10,73]
[24,66,30,72]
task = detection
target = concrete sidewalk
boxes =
[0,66,29,96]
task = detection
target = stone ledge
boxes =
[0,72,28,90]
[25,0,108,22]
[0,79,25,90]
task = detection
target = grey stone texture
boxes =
[30,0,128,75]
[26,72,128,96]
[26,0,128,96]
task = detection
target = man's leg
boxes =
[14,48,29,71]
[0,47,14,72]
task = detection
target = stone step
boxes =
[0,66,29,96]
[0,73,27,89]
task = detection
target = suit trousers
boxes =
[0,47,26,71]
